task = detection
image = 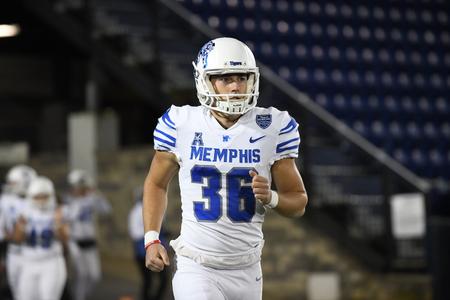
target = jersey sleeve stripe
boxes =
[154,129,176,143]
[279,118,298,135]
[276,145,299,153]
[162,109,176,130]
[154,136,176,147]
[276,137,300,153]
[155,144,171,151]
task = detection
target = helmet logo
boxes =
[229,61,242,66]
[196,41,215,68]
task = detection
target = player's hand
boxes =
[249,170,271,205]
[54,207,63,224]
[145,243,170,272]
[11,216,27,242]
[16,216,27,230]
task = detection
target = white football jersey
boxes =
[153,105,300,257]
[128,201,144,240]
[0,193,26,252]
[20,203,64,260]
[63,193,111,240]
[0,193,26,234]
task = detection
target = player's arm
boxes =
[11,216,27,243]
[91,190,112,216]
[54,206,70,243]
[143,150,179,272]
[271,158,308,217]
[251,158,307,218]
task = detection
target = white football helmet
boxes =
[27,176,56,211]
[68,169,94,188]
[6,164,37,196]
[192,37,260,115]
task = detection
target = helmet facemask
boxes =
[193,65,259,115]
[27,176,56,211]
[32,194,54,211]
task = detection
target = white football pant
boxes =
[6,249,22,299]
[173,255,263,300]
[17,256,67,300]
[71,248,101,300]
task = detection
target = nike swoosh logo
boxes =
[249,135,266,143]
[256,276,262,281]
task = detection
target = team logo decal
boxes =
[196,41,215,69]
[229,61,242,66]
[256,114,272,129]
[192,132,204,146]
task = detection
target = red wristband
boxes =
[145,239,161,250]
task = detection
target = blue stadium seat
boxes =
[352,120,369,138]
[393,148,409,166]
[409,148,429,177]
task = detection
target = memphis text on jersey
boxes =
[190,132,260,163]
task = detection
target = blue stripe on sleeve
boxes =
[279,118,298,135]
[155,144,171,151]
[154,136,176,147]
[162,109,176,130]
[154,129,176,143]
[276,137,300,153]
[276,145,299,153]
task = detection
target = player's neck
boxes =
[210,110,242,129]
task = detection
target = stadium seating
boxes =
[180,0,450,183]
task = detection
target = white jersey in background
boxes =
[128,201,144,240]
[64,192,111,241]
[16,203,67,300]
[63,192,111,300]
[154,105,300,268]
[0,192,26,297]
[0,193,26,242]
[19,203,64,259]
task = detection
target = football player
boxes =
[14,176,69,300]
[64,169,111,300]
[0,164,37,298]
[143,37,308,300]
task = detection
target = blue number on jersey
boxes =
[79,206,93,221]
[227,168,256,222]
[27,228,54,248]
[191,165,256,222]
[41,228,54,248]
[191,165,222,221]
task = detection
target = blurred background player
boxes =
[64,169,112,300]
[0,164,37,299]
[13,176,69,300]
[128,187,168,300]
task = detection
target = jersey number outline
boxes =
[191,165,256,222]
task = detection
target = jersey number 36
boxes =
[191,165,256,222]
